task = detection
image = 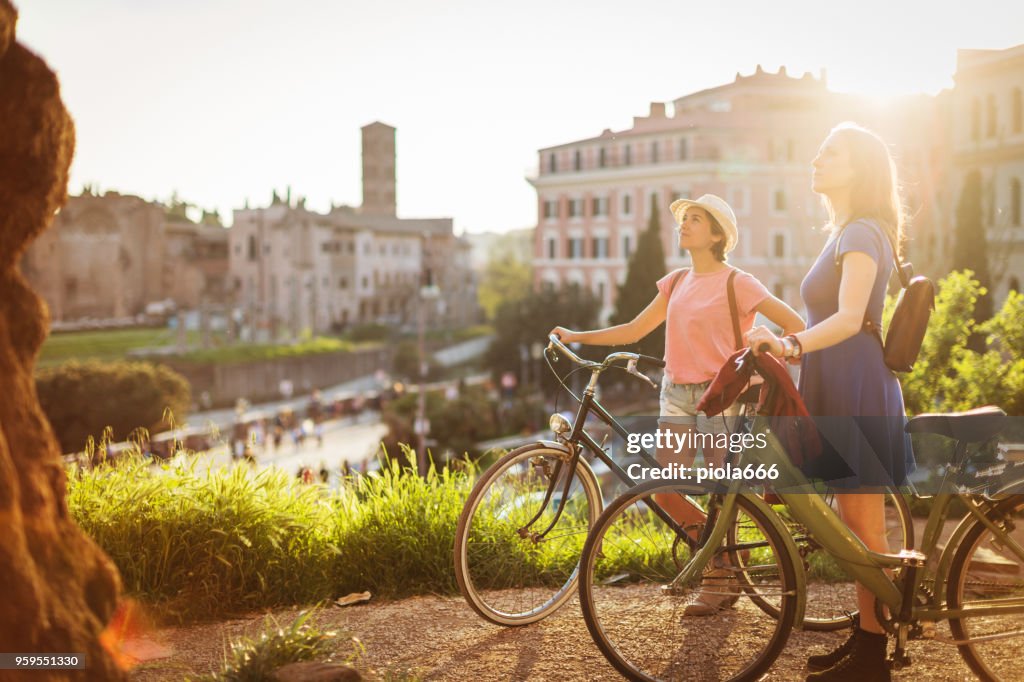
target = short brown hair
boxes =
[708,214,728,262]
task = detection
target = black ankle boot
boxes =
[805,628,890,681]
[807,629,858,672]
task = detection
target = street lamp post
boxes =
[415,259,439,477]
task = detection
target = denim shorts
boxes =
[659,377,743,436]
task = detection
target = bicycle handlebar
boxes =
[546,334,664,389]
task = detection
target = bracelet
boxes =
[780,337,794,358]
[785,334,803,359]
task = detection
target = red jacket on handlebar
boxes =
[697,348,821,467]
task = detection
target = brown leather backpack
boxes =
[835,224,935,372]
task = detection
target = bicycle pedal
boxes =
[887,652,912,670]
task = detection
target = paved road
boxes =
[177,412,389,485]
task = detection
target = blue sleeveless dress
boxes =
[798,220,914,488]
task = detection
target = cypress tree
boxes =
[610,194,668,357]
[953,169,993,345]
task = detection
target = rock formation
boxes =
[0,1,125,679]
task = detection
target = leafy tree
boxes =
[897,271,1024,417]
[36,360,192,453]
[610,194,668,358]
[486,284,600,391]
[953,170,993,336]
[478,246,532,321]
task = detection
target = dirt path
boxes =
[128,593,979,681]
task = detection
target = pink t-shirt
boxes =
[656,267,770,384]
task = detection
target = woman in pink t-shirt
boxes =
[551,193,803,614]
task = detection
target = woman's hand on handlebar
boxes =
[745,325,784,357]
[549,326,582,344]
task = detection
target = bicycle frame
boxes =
[735,416,1024,627]
[533,358,712,552]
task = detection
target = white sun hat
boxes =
[669,193,739,254]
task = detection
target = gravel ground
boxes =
[128,590,982,681]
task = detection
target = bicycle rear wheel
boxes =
[947,495,1024,681]
[579,483,797,681]
[454,442,601,625]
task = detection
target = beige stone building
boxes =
[229,122,477,337]
[529,65,976,322]
[949,43,1024,302]
[21,190,229,323]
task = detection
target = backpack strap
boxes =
[666,267,689,298]
[726,269,742,351]
[833,220,902,349]
[833,220,907,287]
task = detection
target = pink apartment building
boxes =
[528,66,959,323]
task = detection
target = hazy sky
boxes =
[18,1,1024,234]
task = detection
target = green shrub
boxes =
[36,359,191,453]
[345,323,392,343]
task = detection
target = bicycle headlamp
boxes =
[549,413,572,436]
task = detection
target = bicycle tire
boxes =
[579,483,798,681]
[947,494,1024,682]
[454,442,602,625]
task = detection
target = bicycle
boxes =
[576,349,1014,681]
[453,335,913,628]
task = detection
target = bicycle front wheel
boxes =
[947,495,1024,681]
[579,483,797,681]
[454,442,601,625]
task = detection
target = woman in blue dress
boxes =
[745,122,914,682]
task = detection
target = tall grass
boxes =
[69,448,851,623]
[68,447,471,622]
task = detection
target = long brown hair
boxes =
[823,122,905,260]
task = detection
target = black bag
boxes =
[835,225,935,372]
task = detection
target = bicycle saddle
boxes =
[905,406,1007,442]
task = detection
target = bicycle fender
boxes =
[740,493,808,630]
[508,440,604,509]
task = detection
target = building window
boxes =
[339,277,348,289]
[568,237,584,259]
[773,233,787,259]
[547,237,557,259]
[597,281,606,303]
[548,153,556,173]
[247,235,257,260]
[622,235,632,259]
[650,141,659,163]
[592,196,609,217]
[623,144,632,166]
[592,237,609,259]
[622,193,632,216]
[598,148,607,168]
[362,276,369,289]
[568,198,584,218]
[987,93,998,138]
[573,150,582,171]
[971,98,981,141]
[774,189,788,212]
[679,138,689,160]
[987,180,996,225]
[543,199,558,219]
[1014,88,1023,134]
[1012,178,1022,227]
